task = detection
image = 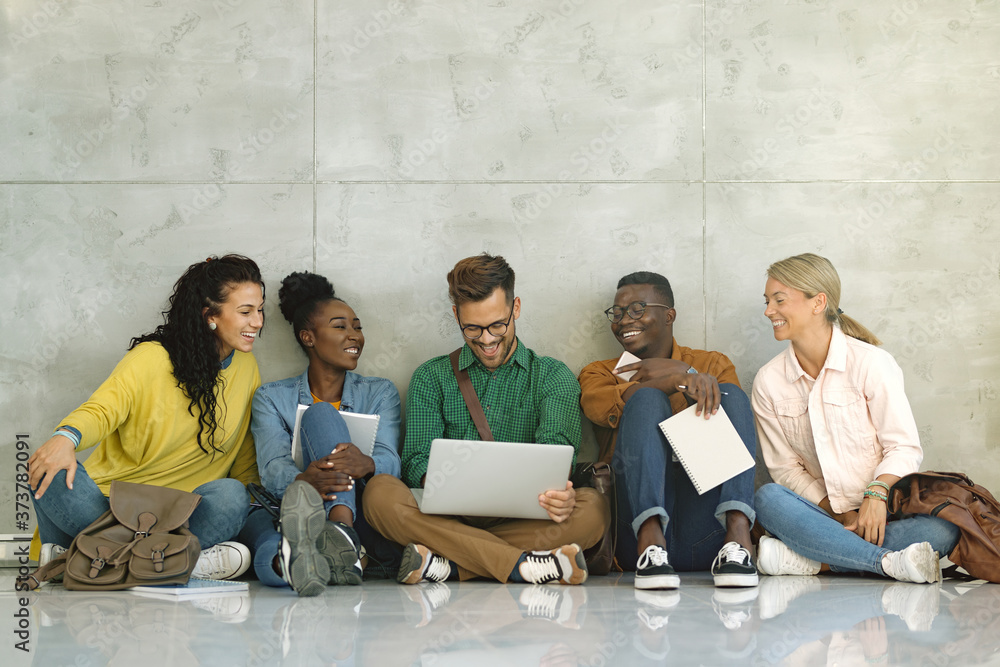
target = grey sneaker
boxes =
[317,521,363,586]
[278,481,330,597]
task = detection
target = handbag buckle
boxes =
[88,557,106,579]
[151,548,166,573]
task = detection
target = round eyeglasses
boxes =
[459,306,514,339]
[604,301,672,323]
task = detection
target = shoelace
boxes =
[713,542,749,570]
[423,582,452,610]
[423,553,452,582]
[519,553,562,584]
[198,547,231,577]
[522,586,560,618]
[638,546,670,569]
[637,609,669,631]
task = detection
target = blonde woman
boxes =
[751,253,958,583]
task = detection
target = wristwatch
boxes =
[686,366,698,375]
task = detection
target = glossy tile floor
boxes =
[4,569,999,666]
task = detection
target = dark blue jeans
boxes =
[612,385,757,571]
[33,464,249,549]
[240,402,400,585]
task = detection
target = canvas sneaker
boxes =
[634,545,680,590]
[756,536,821,576]
[317,521,363,586]
[397,543,452,584]
[192,541,251,581]
[38,543,67,567]
[711,541,759,587]
[880,541,941,584]
[517,544,588,585]
[277,480,330,597]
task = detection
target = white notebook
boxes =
[291,405,380,470]
[657,404,754,494]
[131,577,248,599]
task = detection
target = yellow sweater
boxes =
[62,342,261,495]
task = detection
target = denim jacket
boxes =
[251,368,402,497]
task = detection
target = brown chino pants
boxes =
[363,474,610,582]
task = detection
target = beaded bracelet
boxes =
[866,480,890,493]
[864,489,888,502]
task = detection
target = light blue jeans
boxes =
[32,464,250,549]
[755,483,961,574]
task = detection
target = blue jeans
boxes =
[32,464,250,550]
[240,402,400,586]
[755,483,962,574]
[611,385,757,571]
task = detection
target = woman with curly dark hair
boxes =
[240,271,401,596]
[28,254,266,580]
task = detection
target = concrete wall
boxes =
[2,1,998,536]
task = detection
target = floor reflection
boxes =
[10,571,1000,666]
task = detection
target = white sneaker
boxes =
[881,581,941,631]
[756,536,821,576]
[518,585,587,629]
[881,542,941,584]
[192,541,251,580]
[757,575,822,620]
[38,543,67,567]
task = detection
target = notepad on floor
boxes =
[291,406,380,469]
[131,578,248,599]
[658,404,754,494]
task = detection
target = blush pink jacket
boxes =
[751,327,923,514]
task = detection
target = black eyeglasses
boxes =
[459,306,514,339]
[604,301,672,323]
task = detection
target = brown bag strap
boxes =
[17,555,67,591]
[449,348,494,441]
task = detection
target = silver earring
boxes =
[209,322,217,331]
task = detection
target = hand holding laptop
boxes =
[538,481,576,523]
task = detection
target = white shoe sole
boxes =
[635,573,680,590]
[713,572,759,588]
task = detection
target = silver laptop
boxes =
[411,439,574,520]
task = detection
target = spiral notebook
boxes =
[657,404,754,494]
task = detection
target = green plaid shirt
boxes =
[402,338,581,487]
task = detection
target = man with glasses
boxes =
[578,271,758,592]
[364,253,608,586]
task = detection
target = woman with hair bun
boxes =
[751,253,960,584]
[28,254,265,580]
[241,271,401,596]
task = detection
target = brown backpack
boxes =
[888,471,1000,583]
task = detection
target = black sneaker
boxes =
[317,521,363,586]
[711,541,759,587]
[635,545,679,590]
[278,481,330,597]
